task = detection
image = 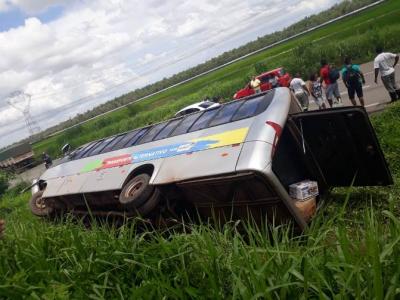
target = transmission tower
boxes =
[7,91,41,136]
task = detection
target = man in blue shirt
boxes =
[342,57,366,106]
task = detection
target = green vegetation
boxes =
[0,101,400,298]
[0,171,9,196]
[32,0,400,159]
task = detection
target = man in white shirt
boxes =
[290,73,310,111]
[250,76,261,93]
[374,46,399,102]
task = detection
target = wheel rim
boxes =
[124,180,144,199]
[35,197,46,210]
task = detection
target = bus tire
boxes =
[119,174,154,209]
[30,191,54,217]
[136,187,161,216]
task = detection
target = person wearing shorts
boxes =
[342,57,366,106]
[290,73,310,111]
[374,46,400,102]
[307,73,326,109]
[320,59,342,107]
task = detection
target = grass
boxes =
[0,101,400,299]
[32,0,400,159]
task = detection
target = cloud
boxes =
[2,0,72,14]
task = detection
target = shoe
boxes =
[395,89,400,100]
[389,92,397,102]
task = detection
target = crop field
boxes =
[0,102,399,298]
[33,0,400,159]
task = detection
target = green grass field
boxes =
[33,0,400,159]
[2,2,400,298]
[1,101,399,299]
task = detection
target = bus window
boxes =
[111,129,141,150]
[128,127,151,146]
[87,136,116,156]
[154,118,183,141]
[101,134,125,154]
[137,122,168,144]
[79,140,103,158]
[189,107,220,132]
[232,97,264,121]
[208,101,243,127]
[72,142,95,160]
[170,111,203,136]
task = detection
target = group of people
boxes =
[290,46,399,111]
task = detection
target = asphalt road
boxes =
[10,61,400,188]
[309,61,400,112]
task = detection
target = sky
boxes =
[0,0,342,148]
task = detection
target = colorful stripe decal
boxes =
[81,127,249,173]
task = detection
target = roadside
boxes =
[309,62,400,112]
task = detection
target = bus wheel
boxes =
[29,191,54,217]
[119,174,154,209]
[136,188,161,216]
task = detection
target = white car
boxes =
[174,100,221,117]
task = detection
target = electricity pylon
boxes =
[7,91,41,136]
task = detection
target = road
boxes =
[309,61,400,112]
[9,61,400,188]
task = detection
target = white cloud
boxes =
[0,0,342,147]
[3,0,72,14]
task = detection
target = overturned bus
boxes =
[30,88,392,229]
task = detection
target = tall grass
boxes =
[0,192,399,299]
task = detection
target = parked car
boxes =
[174,100,221,117]
[233,67,292,99]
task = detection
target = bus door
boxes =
[289,107,393,187]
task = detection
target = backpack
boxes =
[328,67,340,83]
[344,65,360,86]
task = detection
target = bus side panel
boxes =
[79,165,132,194]
[56,173,91,196]
[42,177,67,198]
[152,145,243,184]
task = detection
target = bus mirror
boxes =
[61,144,70,155]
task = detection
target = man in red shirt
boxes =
[320,59,342,107]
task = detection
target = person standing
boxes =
[42,152,52,169]
[342,57,366,106]
[374,46,400,102]
[290,73,310,111]
[250,76,261,94]
[307,73,326,109]
[320,59,342,107]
